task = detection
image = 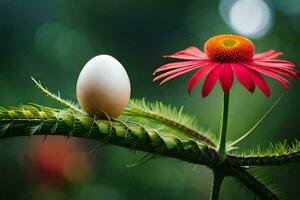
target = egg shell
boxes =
[76,55,131,118]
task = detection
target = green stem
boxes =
[218,92,230,160]
[228,94,283,148]
[229,167,279,200]
[210,171,224,200]
[0,104,220,167]
[227,151,300,166]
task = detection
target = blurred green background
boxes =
[0,0,299,199]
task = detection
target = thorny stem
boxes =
[218,92,230,161]
[210,170,224,200]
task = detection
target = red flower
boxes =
[153,34,299,97]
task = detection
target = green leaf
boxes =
[231,167,280,200]
[28,123,43,135]
[122,98,216,147]
[0,123,11,135]
[228,140,300,166]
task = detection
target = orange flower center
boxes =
[204,34,255,62]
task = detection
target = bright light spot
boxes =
[229,0,272,38]
[220,0,273,38]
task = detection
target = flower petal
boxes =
[219,63,234,93]
[202,65,222,97]
[241,64,271,96]
[254,60,296,68]
[232,63,255,93]
[182,46,206,57]
[156,65,201,85]
[154,60,206,74]
[164,46,207,60]
[245,64,291,91]
[187,63,219,94]
[261,66,298,80]
[250,61,299,79]
[253,50,283,60]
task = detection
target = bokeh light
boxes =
[35,22,94,71]
[219,0,273,38]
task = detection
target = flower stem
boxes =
[209,92,229,200]
[210,171,224,200]
[218,92,230,160]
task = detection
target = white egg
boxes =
[76,55,131,118]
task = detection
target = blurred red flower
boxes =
[28,136,92,186]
